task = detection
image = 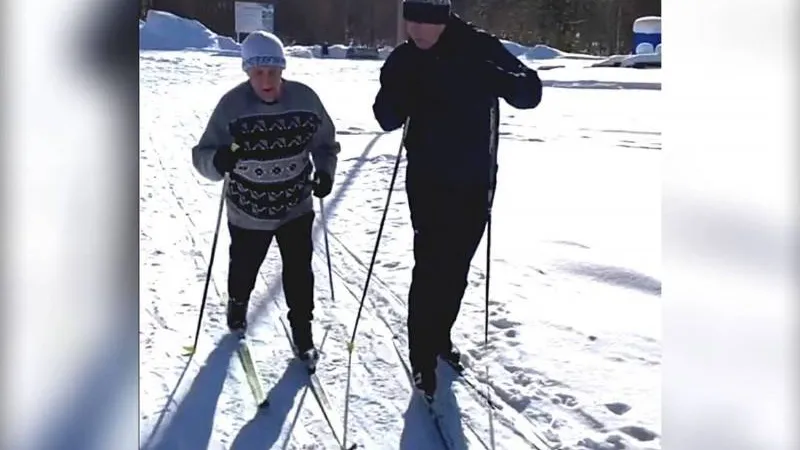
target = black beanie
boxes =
[403,0,451,24]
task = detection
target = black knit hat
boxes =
[403,0,451,24]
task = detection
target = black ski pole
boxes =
[319,198,335,304]
[484,105,499,448]
[184,143,238,357]
[184,173,230,357]
[342,117,410,449]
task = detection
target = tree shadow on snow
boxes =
[145,333,239,450]
[399,364,469,450]
[229,360,308,450]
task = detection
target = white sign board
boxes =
[234,2,274,34]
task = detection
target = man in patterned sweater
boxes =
[192,31,340,363]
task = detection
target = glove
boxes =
[212,143,240,175]
[312,172,332,198]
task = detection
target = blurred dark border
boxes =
[84,1,140,449]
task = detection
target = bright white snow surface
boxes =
[140,50,661,450]
[140,11,661,450]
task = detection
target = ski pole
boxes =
[319,198,335,304]
[484,105,499,449]
[184,143,238,357]
[342,117,409,449]
[185,173,229,356]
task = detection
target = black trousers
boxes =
[406,182,489,372]
[227,211,315,327]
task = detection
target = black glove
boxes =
[312,172,332,198]
[212,143,240,175]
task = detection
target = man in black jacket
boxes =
[372,0,543,398]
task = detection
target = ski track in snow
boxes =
[141,51,662,450]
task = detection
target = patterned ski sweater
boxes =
[192,80,340,231]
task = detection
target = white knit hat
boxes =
[241,30,286,71]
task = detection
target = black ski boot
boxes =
[439,346,464,373]
[413,368,437,402]
[291,321,319,373]
[226,297,248,335]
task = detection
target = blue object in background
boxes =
[632,16,661,54]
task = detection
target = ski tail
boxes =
[278,317,358,449]
[389,337,454,450]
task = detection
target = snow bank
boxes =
[502,40,558,59]
[284,44,392,60]
[138,13,388,60]
[139,10,240,52]
[501,41,604,61]
[591,52,661,69]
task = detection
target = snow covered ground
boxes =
[139,12,661,450]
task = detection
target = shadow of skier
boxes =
[145,333,240,450]
[399,394,447,450]
[229,359,308,450]
[398,364,469,450]
[435,364,470,450]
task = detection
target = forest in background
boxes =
[451,0,661,54]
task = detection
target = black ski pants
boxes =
[406,182,489,372]
[227,211,315,327]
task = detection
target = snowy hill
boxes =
[139,10,662,450]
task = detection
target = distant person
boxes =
[321,42,330,57]
[192,30,340,369]
[372,0,543,398]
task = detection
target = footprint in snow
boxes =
[490,317,520,329]
[576,434,625,450]
[619,425,658,442]
[552,392,579,408]
[604,402,632,415]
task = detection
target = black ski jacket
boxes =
[372,15,542,191]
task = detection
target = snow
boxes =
[620,53,661,69]
[140,12,661,450]
[632,17,661,35]
[501,41,604,61]
[139,10,240,53]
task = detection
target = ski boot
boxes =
[438,345,464,373]
[226,296,248,337]
[291,322,319,373]
[413,368,437,402]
